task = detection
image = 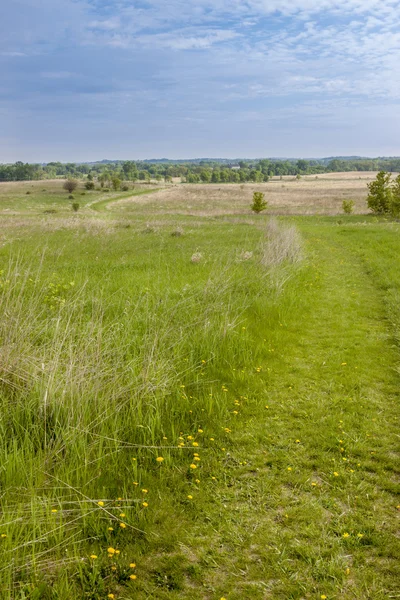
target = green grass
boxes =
[0,183,399,599]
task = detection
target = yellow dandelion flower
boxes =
[192,442,199,447]
[321,596,327,600]
[1,534,7,538]
[132,457,136,461]
[142,502,148,507]
[342,532,350,538]
[163,436,168,440]
[187,435,194,440]
[357,533,364,538]
[119,523,126,529]
[311,482,317,487]
[133,482,138,486]
[190,464,197,469]
[198,429,203,433]
[187,495,193,500]
[287,467,292,471]
[115,550,120,555]
[211,476,216,480]
[90,554,98,559]
[97,501,105,507]
[156,457,164,463]
[107,547,115,554]
[193,452,199,456]
[119,513,125,518]
[295,439,300,443]
[108,595,115,599]
[209,437,215,441]
[111,566,117,572]
[346,568,350,575]
[194,456,201,462]
[108,527,114,531]
[130,563,136,568]
[195,479,200,484]
[141,489,148,494]
[129,574,137,580]
[333,472,339,477]
[51,509,58,513]
[233,411,238,415]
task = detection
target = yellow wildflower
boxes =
[90,554,98,559]
[142,502,148,507]
[129,574,137,580]
[342,532,350,538]
[130,563,136,568]
[190,464,197,469]
[141,489,148,494]
[119,523,126,529]
[97,501,105,507]
[187,495,193,500]
[156,457,164,462]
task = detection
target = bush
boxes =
[251,192,267,214]
[122,184,129,191]
[25,191,31,195]
[63,179,78,194]
[68,194,74,200]
[342,199,355,214]
[71,202,80,212]
[85,181,95,190]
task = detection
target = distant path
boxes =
[87,187,161,212]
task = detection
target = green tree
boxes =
[111,176,121,191]
[390,174,400,217]
[251,192,267,214]
[367,171,392,214]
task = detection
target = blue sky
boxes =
[1,0,400,162]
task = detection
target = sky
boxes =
[1,0,400,162]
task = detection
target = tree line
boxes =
[1,157,400,183]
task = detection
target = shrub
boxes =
[85,181,95,190]
[122,184,129,191]
[25,191,31,195]
[63,179,78,194]
[342,199,355,214]
[71,202,80,212]
[171,227,184,237]
[68,194,74,200]
[251,192,267,214]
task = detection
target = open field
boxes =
[0,175,399,599]
[110,172,395,217]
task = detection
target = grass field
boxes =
[0,176,399,599]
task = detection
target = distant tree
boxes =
[251,191,267,214]
[390,174,400,217]
[87,173,93,181]
[111,176,121,191]
[85,181,95,190]
[63,179,78,193]
[367,171,392,214]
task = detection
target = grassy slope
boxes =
[0,181,399,600]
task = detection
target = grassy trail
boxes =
[144,222,400,600]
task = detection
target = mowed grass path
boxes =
[134,220,400,600]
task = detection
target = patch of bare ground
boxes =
[111,172,394,216]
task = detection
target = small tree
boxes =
[390,174,400,217]
[251,191,267,214]
[63,179,78,194]
[111,176,121,191]
[85,181,95,190]
[342,199,355,214]
[367,171,392,214]
[71,202,80,212]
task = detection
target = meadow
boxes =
[0,176,399,599]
